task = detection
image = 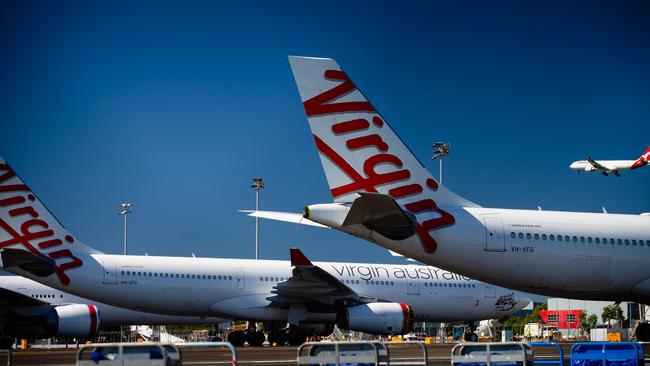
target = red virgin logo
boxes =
[303,70,455,253]
[0,163,83,285]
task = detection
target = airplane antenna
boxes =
[431,142,450,184]
[251,178,265,260]
[118,202,133,255]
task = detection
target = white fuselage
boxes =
[315,205,650,303]
[11,256,530,323]
[569,160,637,173]
[0,276,225,325]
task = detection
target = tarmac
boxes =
[5,341,650,366]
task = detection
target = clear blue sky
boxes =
[2,1,649,263]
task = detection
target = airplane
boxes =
[0,275,227,347]
[569,147,650,176]
[0,159,530,346]
[269,56,650,338]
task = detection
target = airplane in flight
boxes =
[569,147,650,176]
[0,159,529,345]
[0,275,227,347]
[275,56,649,338]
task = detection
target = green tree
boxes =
[579,312,599,335]
[602,304,624,328]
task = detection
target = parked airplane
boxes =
[569,147,650,176]
[0,159,529,345]
[0,275,226,345]
[283,56,650,309]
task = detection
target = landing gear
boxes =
[227,330,246,347]
[227,329,266,347]
[268,330,286,346]
[288,328,307,346]
[248,331,265,347]
[636,322,650,342]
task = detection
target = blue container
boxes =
[530,342,564,366]
[570,342,644,366]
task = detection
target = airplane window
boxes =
[149,272,152,276]
[526,233,531,239]
[625,239,629,246]
[138,272,142,276]
[617,239,622,245]
[357,280,361,284]
[534,234,539,240]
[632,240,637,246]
[218,275,222,280]
[518,233,524,239]
[380,281,384,285]
[208,275,212,279]
[229,276,233,280]
[610,239,615,245]
[444,283,448,287]
[542,234,547,240]
[550,235,555,241]
[127,271,131,275]
[259,277,263,281]
[60,295,63,298]
[121,271,125,275]
[511,232,516,238]
[424,282,428,287]
[275,277,278,281]
[640,240,645,246]
[557,236,562,242]
[565,236,570,242]
[580,237,585,243]
[595,238,600,244]
[572,236,578,242]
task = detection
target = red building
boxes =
[540,309,583,329]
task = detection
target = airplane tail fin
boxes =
[287,56,477,209]
[632,146,650,169]
[0,158,101,285]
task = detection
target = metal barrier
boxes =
[452,342,534,366]
[570,342,644,366]
[176,341,238,366]
[383,341,428,366]
[298,341,387,366]
[77,342,176,366]
[0,349,11,366]
[529,342,564,366]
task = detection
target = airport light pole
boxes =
[118,203,133,255]
[431,142,450,185]
[251,178,264,260]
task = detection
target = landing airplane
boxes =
[281,56,650,314]
[0,275,226,344]
[0,160,529,346]
[569,147,650,176]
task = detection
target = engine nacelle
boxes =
[584,165,596,172]
[338,303,413,335]
[46,304,100,337]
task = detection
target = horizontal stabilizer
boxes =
[343,193,416,240]
[1,248,56,277]
[240,210,328,228]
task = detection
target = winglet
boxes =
[290,248,313,266]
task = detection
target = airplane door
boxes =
[484,217,505,252]
[407,278,420,295]
[102,261,117,284]
[236,270,245,289]
[484,283,496,298]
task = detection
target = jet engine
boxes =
[338,303,413,335]
[2,304,100,338]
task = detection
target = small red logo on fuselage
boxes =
[303,70,455,253]
[0,163,83,285]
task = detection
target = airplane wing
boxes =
[267,248,375,307]
[0,285,48,308]
[587,157,616,172]
[239,210,329,228]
